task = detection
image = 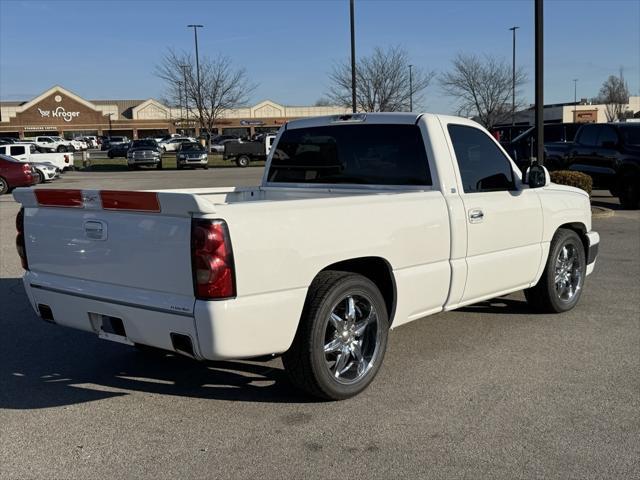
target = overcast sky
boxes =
[1,0,638,114]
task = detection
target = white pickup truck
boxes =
[0,143,72,172]
[24,136,84,153]
[13,113,599,400]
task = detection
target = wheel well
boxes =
[320,257,396,322]
[558,222,588,255]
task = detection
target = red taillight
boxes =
[22,163,31,172]
[16,207,28,270]
[191,219,235,299]
[64,155,70,163]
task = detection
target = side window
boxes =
[576,125,599,147]
[10,146,26,156]
[448,124,515,193]
[597,126,618,147]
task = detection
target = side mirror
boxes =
[525,164,550,189]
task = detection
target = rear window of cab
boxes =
[268,124,432,186]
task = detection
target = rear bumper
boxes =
[23,271,307,361]
[585,230,600,276]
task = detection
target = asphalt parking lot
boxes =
[0,169,638,479]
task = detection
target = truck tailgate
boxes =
[14,188,217,311]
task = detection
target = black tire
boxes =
[69,145,76,152]
[108,152,114,159]
[177,163,183,170]
[524,229,586,313]
[57,145,67,153]
[34,170,44,184]
[203,165,209,170]
[0,176,8,195]
[618,176,639,210]
[157,160,163,170]
[282,271,389,400]
[236,155,250,168]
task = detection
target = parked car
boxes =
[544,123,640,208]
[12,112,599,400]
[126,139,163,169]
[490,125,532,145]
[0,154,36,194]
[102,136,129,151]
[76,136,97,149]
[70,138,88,150]
[107,142,131,158]
[153,133,182,143]
[51,136,84,151]
[24,136,69,153]
[505,123,582,172]
[0,143,72,171]
[30,162,60,184]
[224,134,276,167]
[0,136,18,144]
[176,142,208,169]
[159,137,196,152]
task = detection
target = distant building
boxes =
[510,96,640,125]
[0,85,351,139]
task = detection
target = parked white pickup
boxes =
[0,143,72,171]
[24,136,84,153]
[13,113,599,400]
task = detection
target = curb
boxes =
[591,206,615,219]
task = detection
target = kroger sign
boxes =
[38,106,80,122]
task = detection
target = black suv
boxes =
[126,139,163,170]
[545,123,640,208]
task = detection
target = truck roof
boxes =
[284,112,482,131]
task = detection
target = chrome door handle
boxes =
[469,209,484,223]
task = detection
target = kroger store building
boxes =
[0,85,350,140]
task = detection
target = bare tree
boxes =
[314,97,333,107]
[326,46,435,112]
[440,53,527,129]
[598,71,630,122]
[155,49,256,138]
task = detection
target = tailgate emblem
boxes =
[84,220,107,240]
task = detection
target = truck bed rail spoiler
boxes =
[13,188,217,216]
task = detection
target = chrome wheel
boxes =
[554,244,582,301]
[323,294,381,385]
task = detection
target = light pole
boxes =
[180,64,190,133]
[187,24,203,132]
[573,78,578,122]
[534,0,543,166]
[509,26,519,126]
[108,113,114,136]
[409,64,413,112]
[177,81,183,134]
[349,0,356,113]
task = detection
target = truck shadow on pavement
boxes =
[0,278,313,409]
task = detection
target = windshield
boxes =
[181,142,205,151]
[131,140,157,148]
[620,126,640,146]
[268,124,432,186]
